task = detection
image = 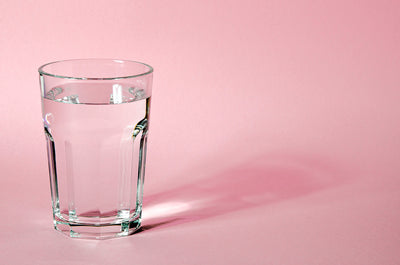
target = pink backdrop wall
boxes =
[0,0,399,264]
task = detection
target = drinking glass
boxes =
[39,59,153,239]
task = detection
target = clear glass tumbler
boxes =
[39,59,153,239]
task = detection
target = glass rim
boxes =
[38,58,154,80]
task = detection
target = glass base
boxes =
[53,217,141,239]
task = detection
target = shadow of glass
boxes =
[139,153,347,233]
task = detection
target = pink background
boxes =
[1,0,400,264]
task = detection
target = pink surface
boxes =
[1,0,400,264]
